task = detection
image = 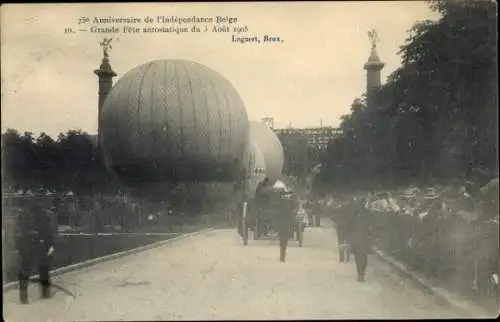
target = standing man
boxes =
[315,201,322,227]
[347,196,374,282]
[306,201,314,227]
[334,198,353,263]
[296,201,308,231]
[15,196,56,304]
[277,190,296,262]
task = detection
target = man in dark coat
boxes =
[334,199,353,263]
[15,197,56,304]
[314,201,322,227]
[277,191,296,262]
[347,197,374,282]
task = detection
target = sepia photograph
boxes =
[1,1,498,320]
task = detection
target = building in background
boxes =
[261,117,275,129]
[274,126,342,151]
[264,118,342,179]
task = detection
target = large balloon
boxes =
[248,121,284,186]
[100,59,249,183]
[244,143,267,199]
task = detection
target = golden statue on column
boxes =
[99,38,114,58]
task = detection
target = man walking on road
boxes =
[306,201,314,227]
[334,198,353,263]
[277,190,296,262]
[314,201,322,227]
[347,196,374,282]
[15,196,56,304]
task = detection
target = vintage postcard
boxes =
[2,1,498,321]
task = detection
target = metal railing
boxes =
[2,194,229,284]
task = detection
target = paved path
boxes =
[4,222,465,321]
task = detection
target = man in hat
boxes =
[314,201,322,227]
[306,200,314,227]
[332,197,354,263]
[15,196,56,304]
[277,189,297,262]
[347,196,374,282]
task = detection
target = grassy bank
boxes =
[3,222,212,284]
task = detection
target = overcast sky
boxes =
[1,2,440,139]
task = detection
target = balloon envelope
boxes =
[248,121,284,186]
[100,59,249,184]
[244,143,267,199]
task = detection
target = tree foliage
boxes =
[1,129,237,215]
[317,0,498,190]
[2,129,107,194]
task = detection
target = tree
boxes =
[2,129,24,190]
[316,0,497,191]
[2,130,38,190]
[33,132,58,190]
[2,128,110,194]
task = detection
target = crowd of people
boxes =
[324,178,499,297]
[326,196,374,282]
[7,176,498,305]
